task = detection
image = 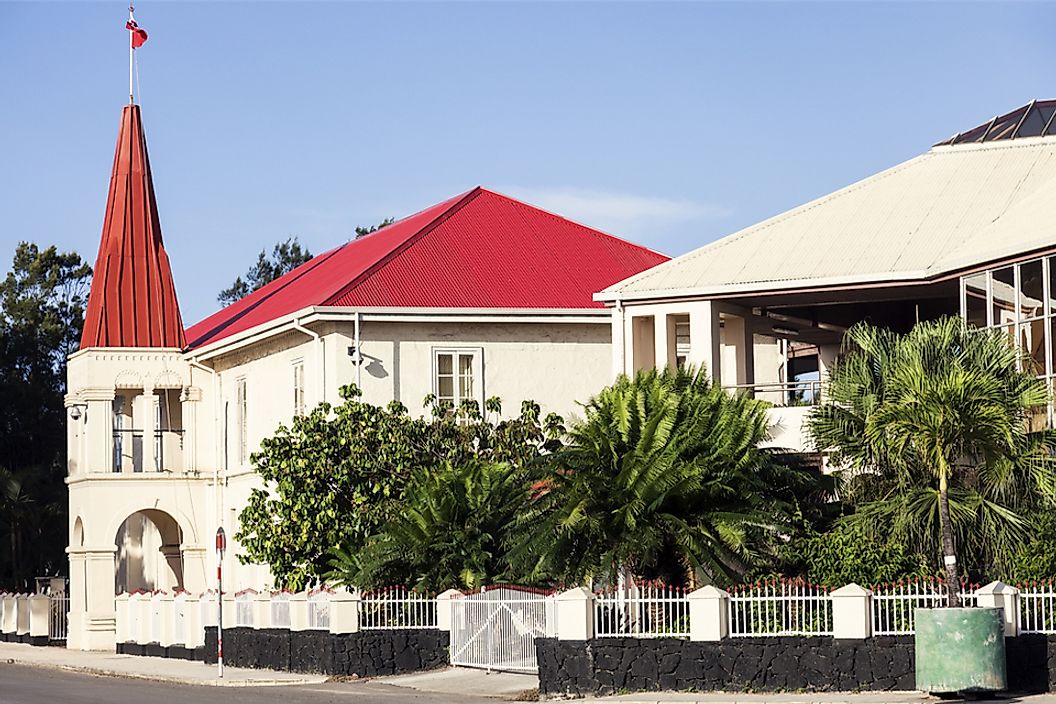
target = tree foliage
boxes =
[236,386,563,590]
[330,460,534,592]
[0,243,91,589]
[511,366,821,587]
[218,236,313,306]
[354,218,395,239]
[809,317,1056,604]
[774,521,931,587]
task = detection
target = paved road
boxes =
[0,664,511,704]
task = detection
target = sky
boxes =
[1,1,1055,324]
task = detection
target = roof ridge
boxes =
[322,187,485,305]
[605,151,932,294]
[475,187,669,260]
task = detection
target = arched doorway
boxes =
[114,509,184,594]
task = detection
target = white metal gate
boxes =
[449,585,557,673]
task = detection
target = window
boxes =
[236,377,248,466]
[433,348,482,410]
[292,361,305,417]
[961,254,1055,427]
[112,397,124,472]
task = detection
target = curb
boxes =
[3,657,325,688]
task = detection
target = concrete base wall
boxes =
[536,635,1056,697]
[199,627,449,676]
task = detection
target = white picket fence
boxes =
[594,582,690,638]
[728,579,833,637]
[1018,580,1056,633]
[360,586,437,630]
[871,578,979,635]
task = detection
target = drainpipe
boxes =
[187,356,222,586]
[354,312,362,391]
[292,318,325,406]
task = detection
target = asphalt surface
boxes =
[0,663,513,704]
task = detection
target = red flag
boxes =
[126,20,148,48]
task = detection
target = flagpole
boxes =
[128,4,134,104]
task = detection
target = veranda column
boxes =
[610,305,627,379]
[143,385,158,473]
[82,390,115,473]
[724,314,755,388]
[687,301,721,382]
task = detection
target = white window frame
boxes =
[292,359,305,418]
[236,377,248,466]
[432,347,484,411]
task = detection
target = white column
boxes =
[68,546,118,650]
[555,587,594,640]
[329,587,361,634]
[977,581,1019,637]
[688,585,729,641]
[831,583,872,639]
[611,305,627,379]
[687,301,721,382]
[724,315,755,387]
[435,588,462,632]
[83,391,116,473]
[655,314,673,370]
[143,386,158,473]
[180,545,208,594]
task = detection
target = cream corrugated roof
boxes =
[602,136,1056,301]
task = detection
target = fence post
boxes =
[555,587,594,640]
[16,595,30,636]
[159,592,176,646]
[221,592,236,630]
[289,591,308,631]
[182,593,202,646]
[977,581,1018,637]
[831,583,871,639]
[114,593,129,643]
[330,587,361,634]
[253,590,271,629]
[28,595,49,642]
[688,585,729,641]
[434,588,462,632]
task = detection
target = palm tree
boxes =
[330,459,532,591]
[809,317,1056,606]
[512,365,818,587]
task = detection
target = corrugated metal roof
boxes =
[186,188,668,349]
[602,135,1056,301]
[82,104,186,349]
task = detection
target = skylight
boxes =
[936,100,1056,146]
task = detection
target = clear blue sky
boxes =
[1,1,1054,324]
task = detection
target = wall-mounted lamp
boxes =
[347,345,364,366]
[68,404,88,421]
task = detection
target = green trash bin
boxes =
[915,607,1006,693]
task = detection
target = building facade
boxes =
[600,99,1056,450]
[65,104,667,650]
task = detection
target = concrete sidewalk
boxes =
[0,641,327,687]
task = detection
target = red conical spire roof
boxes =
[81,104,185,349]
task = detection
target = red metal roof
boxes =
[186,188,667,349]
[81,104,186,349]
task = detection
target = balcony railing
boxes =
[112,428,184,473]
[723,380,824,407]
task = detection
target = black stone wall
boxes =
[537,635,1056,697]
[200,626,449,676]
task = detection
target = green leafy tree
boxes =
[774,522,931,587]
[218,236,313,306]
[331,460,533,591]
[354,218,395,239]
[809,317,1056,606]
[0,243,91,589]
[512,366,820,587]
[236,386,562,590]
[1007,511,1056,583]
